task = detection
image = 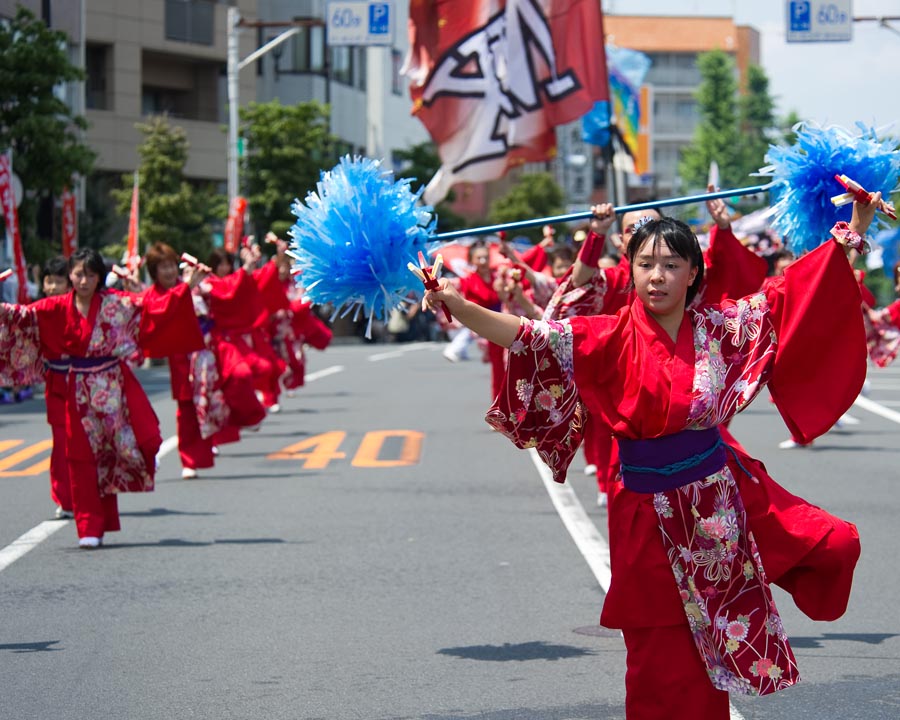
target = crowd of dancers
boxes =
[0,236,331,548]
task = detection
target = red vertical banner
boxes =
[125,171,140,270]
[405,0,609,204]
[224,196,247,254]
[0,152,28,303]
[61,186,78,258]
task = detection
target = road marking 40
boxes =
[268,430,423,468]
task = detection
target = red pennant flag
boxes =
[0,152,29,303]
[125,171,140,270]
[224,196,247,254]
[405,0,609,204]
[61,186,78,258]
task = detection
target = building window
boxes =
[86,43,112,110]
[645,53,702,87]
[391,49,403,96]
[165,0,214,46]
[283,25,326,73]
[653,93,697,135]
[331,46,352,86]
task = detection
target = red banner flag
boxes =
[405,0,609,204]
[61,186,78,258]
[125,171,140,270]
[224,196,247,254]
[0,152,29,304]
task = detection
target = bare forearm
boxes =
[453,300,522,348]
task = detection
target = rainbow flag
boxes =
[582,45,651,172]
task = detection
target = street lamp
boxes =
[226,8,325,204]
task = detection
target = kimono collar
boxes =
[632,299,696,429]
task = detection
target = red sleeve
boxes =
[888,299,900,327]
[766,241,867,444]
[699,224,768,305]
[520,244,548,272]
[253,261,290,314]
[139,283,205,358]
[855,271,877,308]
[206,270,264,331]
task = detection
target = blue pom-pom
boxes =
[288,156,438,333]
[761,123,900,254]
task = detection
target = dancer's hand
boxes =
[706,184,731,230]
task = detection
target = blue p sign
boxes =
[790,1,811,31]
[369,3,389,35]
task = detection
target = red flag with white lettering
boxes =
[0,152,29,303]
[125,171,140,270]
[61,186,78,258]
[405,0,608,204]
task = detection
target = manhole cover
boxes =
[573,625,622,638]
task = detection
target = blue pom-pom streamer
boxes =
[760,123,900,254]
[288,156,438,334]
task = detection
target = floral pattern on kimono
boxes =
[863,300,900,368]
[191,346,230,439]
[0,303,44,386]
[542,268,615,320]
[487,308,799,696]
[72,293,154,495]
[688,293,778,427]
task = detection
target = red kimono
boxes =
[270,280,332,391]
[486,239,864,714]
[459,269,505,399]
[141,282,237,472]
[0,286,201,539]
[864,298,900,367]
[550,225,769,500]
[204,269,281,412]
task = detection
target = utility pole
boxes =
[226,9,325,204]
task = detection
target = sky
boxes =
[603,0,900,133]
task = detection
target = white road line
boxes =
[854,395,900,425]
[528,449,612,591]
[304,364,345,381]
[1,363,348,574]
[528,449,747,720]
[0,521,69,573]
[368,343,435,362]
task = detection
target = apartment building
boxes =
[604,14,760,199]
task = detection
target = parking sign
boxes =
[328,1,394,46]
[786,0,853,42]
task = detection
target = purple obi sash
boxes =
[617,427,726,493]
[46,356,119,374]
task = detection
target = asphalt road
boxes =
[1,341,898,720]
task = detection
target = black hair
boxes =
[548,244,575,264]
[467,239,488,263]
[208,248,235,273]
[43,255,69,279]
[68,247,107,277]
[626,217,705,306]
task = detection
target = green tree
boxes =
[240,99,337,239]
[394,142,467,232]
[487,172,564,244]
[112,117,224,262]
[738,65,776,178]
[0,6,95,262]
[678,50,743,191]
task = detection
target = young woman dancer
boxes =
[422,197,876,718]
[0,248,205,547]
